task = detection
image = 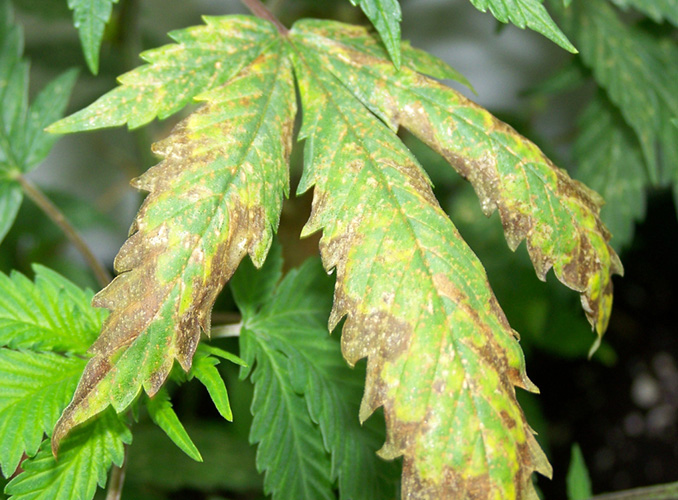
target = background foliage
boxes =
[1,0,677,499]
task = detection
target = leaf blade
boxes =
[52,33,296,452]
[348,0,402,68]
[290,32,551,499]
[146,388,202,462]
[67,0,118,74]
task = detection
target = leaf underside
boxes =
[48,14,623,500]
[52,27,296,453]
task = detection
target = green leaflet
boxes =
[234,253,399,500]
[566,444,592,500]
[48,16,279,132]
[609,0,678,26]
[290,33,550,498]
[0,350,86,477]
[553,0,678,186]
[67,0,119,74]
[348,0,402,68]
[0,0,77,243]
[292,19,621,335]
[0,264,106,352]
[468,0,576,53]
[146,388,202,462]
[5,409,131,500]
[574,93,646,251]
[52,36,296,453]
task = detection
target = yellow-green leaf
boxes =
[292,19,622,336]
[52,40,295,453]
[290,32,551,499]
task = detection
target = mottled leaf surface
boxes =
[468,0,576,52]
[348,0,402,68]
[609,0,678,26]
[52,36,296,452]
[67,0,119,74]
[48,16,279,132]
[0,0,76,243]
[553,0,678,186]
[292,19,621,335]
[5,409,130,500]
[290,30,551,499]
[234,254,399,500]
[574,93,646,251]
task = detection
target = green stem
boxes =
[105,445,128,500]
[16,175,112,288]
[241,0,288,34]
[590,481,678,500]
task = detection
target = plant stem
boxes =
[105,446,128,500]
[16,174,112,288]
[240,0,288,34]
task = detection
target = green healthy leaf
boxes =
[0,265,105,353]
[348,0,402,68]
[190,351,233,422]
[237,261,328,500]
[146,388,202,462]
[574,93,646,251]
[468,0,576,53]
[0,350,86,477]
[0,0,76,243]
[553,0,678,185]
[292,19,621,334]
[609,0,678,26]
[67,0,118,74]
[234,256,399,500]
[48,16,280,132]
[52,27,295,453]
[5,409,131,500]
[290,26,553,498]
[566,444,592,500]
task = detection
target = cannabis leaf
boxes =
[67,0,118,74]
[52,27,296,452]
[146,388,202,462]
[553,0,678,186]
[468,0,576,53]
[5,409,130,500]
[348,0,402,68]
[289,26,554,498]
[0,0,77,243]
[574,93,646,251]
[292,19,621,334]
[0,266,128,500]
[609,0,678,27]
[233,248,399,500]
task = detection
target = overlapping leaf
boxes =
[552,0,678,186]
[67,0,118,74]
[574,93,646,251]
[468,0,576,52]
[5,409,130,500]
[52,35,296,453]
[609,0,678,27]
[348,0,402,68]
[292,19,621,334]
[233,251,399,500]
[0,0,76,243]
[289,33,551,498]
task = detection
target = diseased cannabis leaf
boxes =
[0,0,77,243]
[233,247,399,500]
[290,31,552,498]
[468,0,576,53]
[292,18,621,335]
[52,33,296,452]
[67,0,119,74]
